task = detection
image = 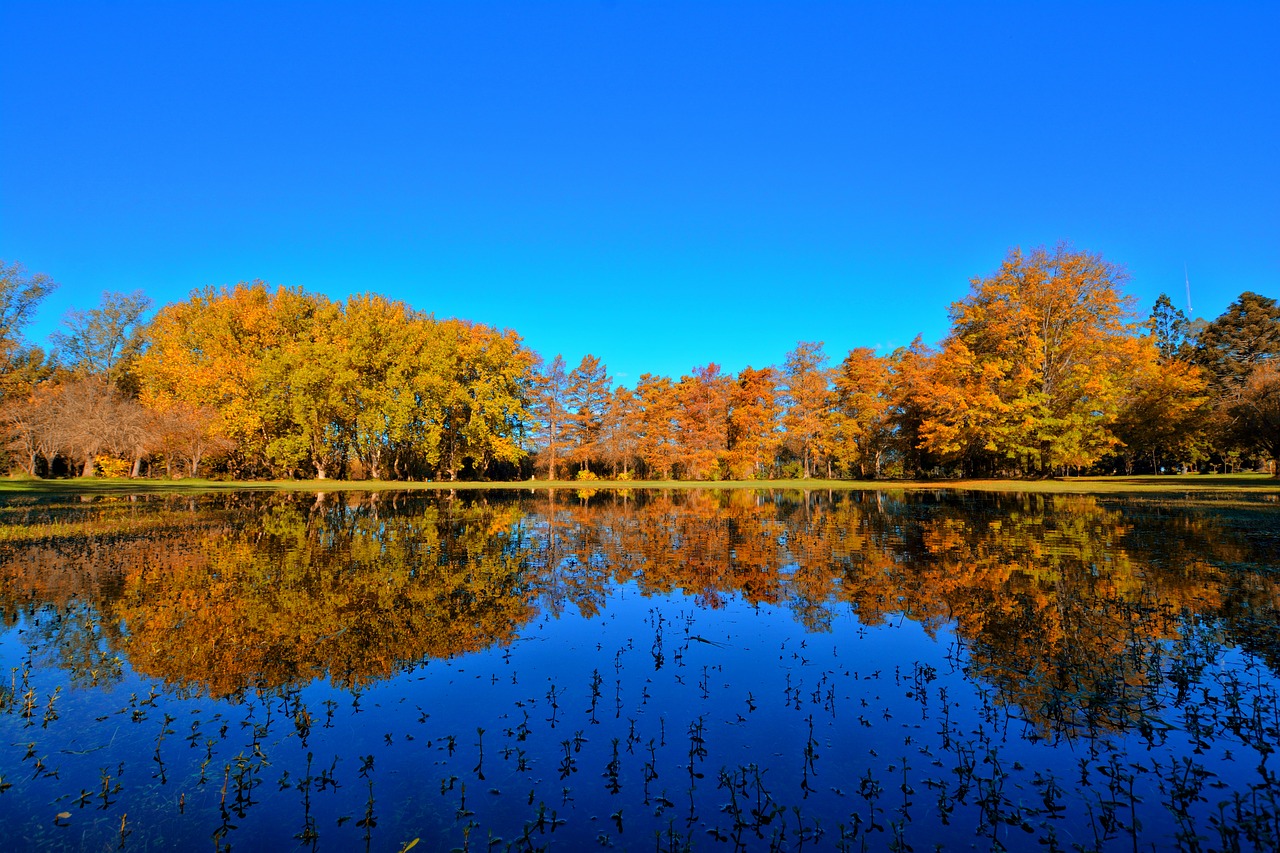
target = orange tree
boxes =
[920,245,1142,475]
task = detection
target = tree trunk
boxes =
[81,455,95,477]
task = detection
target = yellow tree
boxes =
[135,282,324,476]
[435,320,535,479]
[245,294,354,478]
[1112,337,1210,474]
[340,293,422,479]
[923,245,1139,475]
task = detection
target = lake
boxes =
[1,488,1278,851]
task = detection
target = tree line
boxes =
[1,244,1277,481]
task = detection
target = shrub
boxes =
[94,455,131,478]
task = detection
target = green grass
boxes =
[2,472,1277,496]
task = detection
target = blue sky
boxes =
[2,1,1276,384]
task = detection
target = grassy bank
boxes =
[2,472,1278,497]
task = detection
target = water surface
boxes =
[1,488,1278,850]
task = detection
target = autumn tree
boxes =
[675,364,731,480]
[566,355,611,474]
[781,341,831,477]
[152,403,233,477]
[255,295,353,478]
[634,373,680,479]
[912,332,1017,475]
[1112,338,1210,474]
[828,347,894,478]
[531,354,571,479]
[137,283,536,480]
[1226,363,1280,474]
[63,379,121,477]
[333,301,533,481]
[136,282,324,476]
[880,339,939,478]
[3,382,61,475]
[726,366,782,479]
[0,349,57,475]
[3,372,157,478]
[920,245,1140,475]
[597,386,639,477]
[26,378,151,477]
[434,320,535,479]
[339,294,423,479]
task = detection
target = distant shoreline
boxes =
[3,473,1277,496]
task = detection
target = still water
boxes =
[0,488,1277,851]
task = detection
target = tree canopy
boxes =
[3,247,1276,480]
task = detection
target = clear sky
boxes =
[2,1,1276,385]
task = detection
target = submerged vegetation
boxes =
[2,249,1278,483]
[1,488,1278,849]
